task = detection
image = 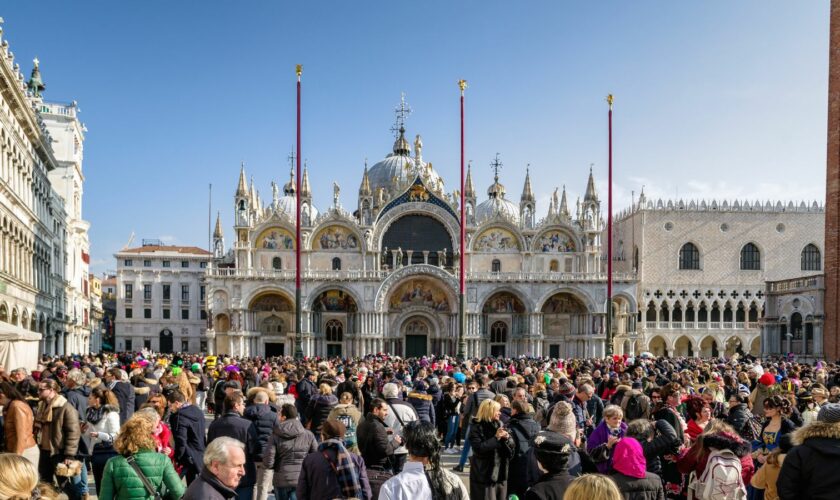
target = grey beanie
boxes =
[817,402,840,423]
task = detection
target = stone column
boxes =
[423,251,429,265]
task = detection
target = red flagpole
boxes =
[458,79,467,360]
[606,94,614,356]
[294,65,304,359]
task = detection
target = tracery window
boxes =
[326,319,343,342]
[679,243,700,270]
[801,244,821,271]
[740,243,760,271]
[490,321,507,343]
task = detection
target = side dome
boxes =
[475,176,519,225]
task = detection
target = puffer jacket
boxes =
[469,419,515,484]
[676,431,755,486]
[777,420,840,500]
[98,450,185,500]
[305,393,337,437]
[407,391,436,425]
[610,471,665,500]
[263,418,318,488]
[726,403,754,441]
[244,403,279,460]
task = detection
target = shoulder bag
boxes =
[126,455,164,500]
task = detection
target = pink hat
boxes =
[612,437,647,479]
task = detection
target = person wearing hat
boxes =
[407,380,435,426]
[523,431,575,500]
[811,386,829,408]
[777,403,840,500]
[609,436,665,500]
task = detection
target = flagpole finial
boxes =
[606,94,614,109]
[296,64,303,79]
[458,79,467,94]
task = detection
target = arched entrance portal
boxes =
[249,292,294,356]
[312,289,358,357]
[482,291,526,358]
[403,317,431,357]
[541,292,590,358]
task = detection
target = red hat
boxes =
[759,372,775,386]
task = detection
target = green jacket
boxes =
[98,450,185,500]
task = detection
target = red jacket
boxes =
[677,431,755,486]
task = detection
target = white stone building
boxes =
[204,122,636,359]
[613,193,824,357]
[762,275,824,360]
[114,244,211,353]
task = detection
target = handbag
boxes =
[367,466,393,500]
[126,455,164,500]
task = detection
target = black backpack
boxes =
[509,420,541,488]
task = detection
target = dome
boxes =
[476,196,520,225]
[273,193,319,223]
[367,130,445,196]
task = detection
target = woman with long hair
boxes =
[654,382,688,498]
[0,453,58,500]
[441,382,461,453]
[361,374,379,416]
[86,387,121,496]
[753,395,796,466]
[135,407,176,468]
[98,415,185,500]
[378,421,467,499]
[0,381,39,467]
[468,399,515,500]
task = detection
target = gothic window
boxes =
[261,316,284,335]
[490,321,508,343]
[491,259,501,273]
[326,319,343,342]
[740,243,761,270]
[272,257,282,270]
[679,243,700,270]
[801,244,821,271]
[332,257,341,271]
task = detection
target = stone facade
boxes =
[613,193,824,357]
[762,275,824,360]
[204,125,636,359]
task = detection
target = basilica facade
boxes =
[204,126,636,359]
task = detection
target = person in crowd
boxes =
[0,381,39,467]
[454,374,494,473]
[495,394,512,425]
[104,367,135,425]
[750,372,775,419]
[572,382,594,437]
[383,382,420,474]
[726,392,756,442]
[653,382,687,498]
[295,371,318,426]
[34,378,83,498]
[245,389,280,500]
[131,373,153,412]
[684,395,712,442]
[407,380,436,425]
[522,431,575,500]
[0,453,58,500]
[379,421,467,500]
[263,404,317,500]
[507,399,541,498]
[677,420,754,490]
[206,391,255,500]
[777,403,840,500]
[305,383,338,440]
[563,474,623,500]
[609,436,665,500]
[469,398,515,500]
[85,387,121,496]
[625,418,680,478]
[328,391,363,453]
[166,388,206,484]
[546,400,597,476]
[750,434,792,500]
[297,419,372,500]
[753,395,796,467]
[586,404,627,474]
[361,374,380,416]
[98,415,185,500]
[442,381,462,453]
[358,397,401,469]
[183,437,247,500]
[135,407,175,467]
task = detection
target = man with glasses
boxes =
[34,379,84,499]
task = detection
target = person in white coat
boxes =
[85,387,121,496]
[379,421,468,500]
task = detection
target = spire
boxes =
[638,185,646,206]
[521,166,534,202]
[393,126,410,156]
[26,57,45,98]
[464,162,475,198]
[283,164,296,195]
[487,153,506,199]
[236,162,247,197]
[359,160,371,196]
[213,212,223,238]
[584,164,598,202]
[560,185,570,217]
[249,176,257,207]
[301,162,311,197]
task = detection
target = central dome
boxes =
[367,127,444,196]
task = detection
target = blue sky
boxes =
[2,1,829,273]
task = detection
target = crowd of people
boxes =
[0,351,839,500]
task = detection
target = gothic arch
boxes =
[469,222,526,252]
[476,286,533,313]
[531,224,583,253]
[374,264,458,313]
[372,204,461,254]
[535,287,597,314]
[308,221,365,252]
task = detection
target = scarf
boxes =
[87,406,106,425]
[36,395,68,424]
[318,438,362,499]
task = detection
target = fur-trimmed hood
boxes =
[791,420,840,453]
[408,391,433,401]
[703,432,752,457]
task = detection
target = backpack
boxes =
[687,448,746,500]
[334,411,358,449]
[509,420,541,488]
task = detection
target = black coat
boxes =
[244,403,278,460]
[295,378,318,418]
[507,413,542,497]
[263,418,318,488]
[469,419,515,484]
[357,413,396,470]
[182,468,237,500]
[524,471,575,500]
[171,404,206,476]
[64,385,91,456]
[207,411,256,487]
[296,445,372,500]
[305,393,337,436]
[110,381,135,425]
[778,420,840,500]
[726,403,754,441]
[637,419,680,476]
[610,471,666,500]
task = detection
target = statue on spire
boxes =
[27,57,45,98]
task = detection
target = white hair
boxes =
[67,369,86,386]
[382,382,399,399]
[204,437,245,467]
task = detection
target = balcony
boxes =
[643,320,760,331]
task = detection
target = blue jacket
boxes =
[407,391,435,425]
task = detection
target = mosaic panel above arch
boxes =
[249,292,293,312]
[541,293,587,313]
[482,292,526,314]
[312,225,361,251]
[313,289,358,312]
[535,230,576,253]
[255,227,295,250]
[389,278,450,312]
[474,228,521,252]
